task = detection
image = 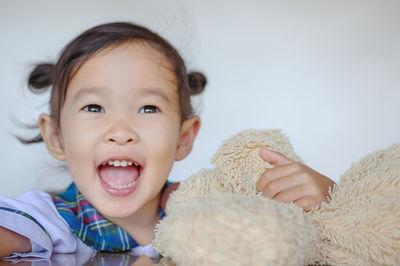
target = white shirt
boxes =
[0,190,159,259]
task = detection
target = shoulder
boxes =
[0,190,86,257]
[0,190,56,222]
[160,182,180,211]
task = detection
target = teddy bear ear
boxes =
[209,129,303,195]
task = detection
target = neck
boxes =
[107,193,162,247]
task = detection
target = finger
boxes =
[273,185,307,203]
[293,196,318,212]
[259,148,293,166]
[256,169,275,192]
[256,163,305,192]
[259,174,304,198]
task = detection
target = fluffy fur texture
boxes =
[153,129,400,265]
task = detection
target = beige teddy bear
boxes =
[153,129,400,265]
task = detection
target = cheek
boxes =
[144,122,180,160]
[59,117,98,163]
[60,126,98,188]
[150,130,178,155]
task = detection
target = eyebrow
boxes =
[71,86,171,103]
[71,87,104,102]
[136,87,171,103]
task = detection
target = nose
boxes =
[104,119,137,145]
[108,135,135,144]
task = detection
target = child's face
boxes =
[40,42,199,220]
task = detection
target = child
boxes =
[0,22,334,259]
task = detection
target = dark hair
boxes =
[24,22,206,144]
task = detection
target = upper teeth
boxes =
[106,160,137,167]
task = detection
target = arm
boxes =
[0,226,31,258]
[256,149,335,211]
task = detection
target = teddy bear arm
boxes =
[154,194,320,266]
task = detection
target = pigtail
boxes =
[188,71,207,96]
[16,63,54,144]
[28,63,53,92]
[17,134,44,144]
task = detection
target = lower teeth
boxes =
[108,179,138,189]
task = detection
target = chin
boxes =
[100,203,142,220]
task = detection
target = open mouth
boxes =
[97,159,142,196]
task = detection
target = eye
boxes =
[83,104,105,113]
[138,105,160,114]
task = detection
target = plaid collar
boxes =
[53,183,165,252]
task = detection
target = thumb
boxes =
[259,148,293,166]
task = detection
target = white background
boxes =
[0,1,399,196]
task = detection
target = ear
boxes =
[175,116,201,161]
[38,114,65,161]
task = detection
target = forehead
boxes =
[67,41,178,101]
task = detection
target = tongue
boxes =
[99,165,139,187]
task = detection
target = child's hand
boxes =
[256,149,335,211]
